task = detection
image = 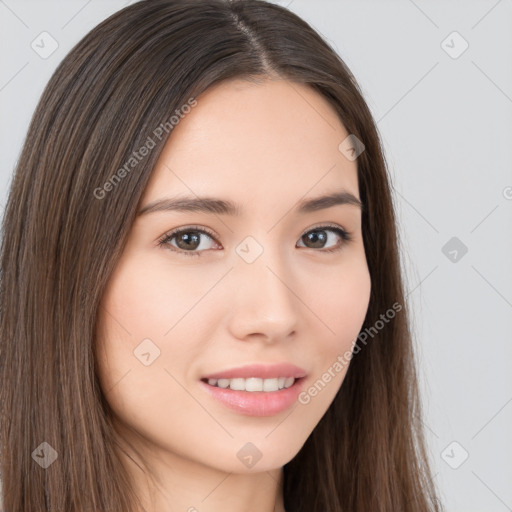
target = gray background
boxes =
[1,1,511,511]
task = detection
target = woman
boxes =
[0,0,443,510]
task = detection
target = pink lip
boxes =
[199,376,306,417]
[201,363,307,380]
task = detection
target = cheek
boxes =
[94,253,221,406]
[307,255,371,349]
[94,264,204,453]
[293,258,370,421]
[98,252,220,341]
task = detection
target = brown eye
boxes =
[158,227,219,257]
[174,231,202,250]
[297,226,351,252]
[301,230,328,248]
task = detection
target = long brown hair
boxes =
[0,1,442,510]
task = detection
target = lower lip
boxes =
[199,378,306,417]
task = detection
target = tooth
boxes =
[208,376,296,391]
[229,378,246,391]
[284,377,295,388]
[245,378,263,392]
[262,378,279,392]
[217,378,230,388]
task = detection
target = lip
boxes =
[199,376,307,417]
[201,363,307,380]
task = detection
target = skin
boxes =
[95,77,371,512]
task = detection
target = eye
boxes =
[296,224,352,253]
[157,223,352,257]
[157,225,220,258]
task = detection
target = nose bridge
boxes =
[228,238,300,339]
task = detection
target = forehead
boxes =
[142,78,359,212]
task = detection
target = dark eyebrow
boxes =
[137,191,363,217]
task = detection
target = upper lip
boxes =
[201,363,307,380]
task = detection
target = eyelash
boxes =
[157,223,352,258]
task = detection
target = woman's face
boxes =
[96,78,371,474]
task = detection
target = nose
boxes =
[226,249,300,343]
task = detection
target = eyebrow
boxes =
[137,190,364,217]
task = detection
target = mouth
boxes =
[198,363,307,416]
[198,375,306,416]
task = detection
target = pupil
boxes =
[178,232,200,250]
[306,230,326,248]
